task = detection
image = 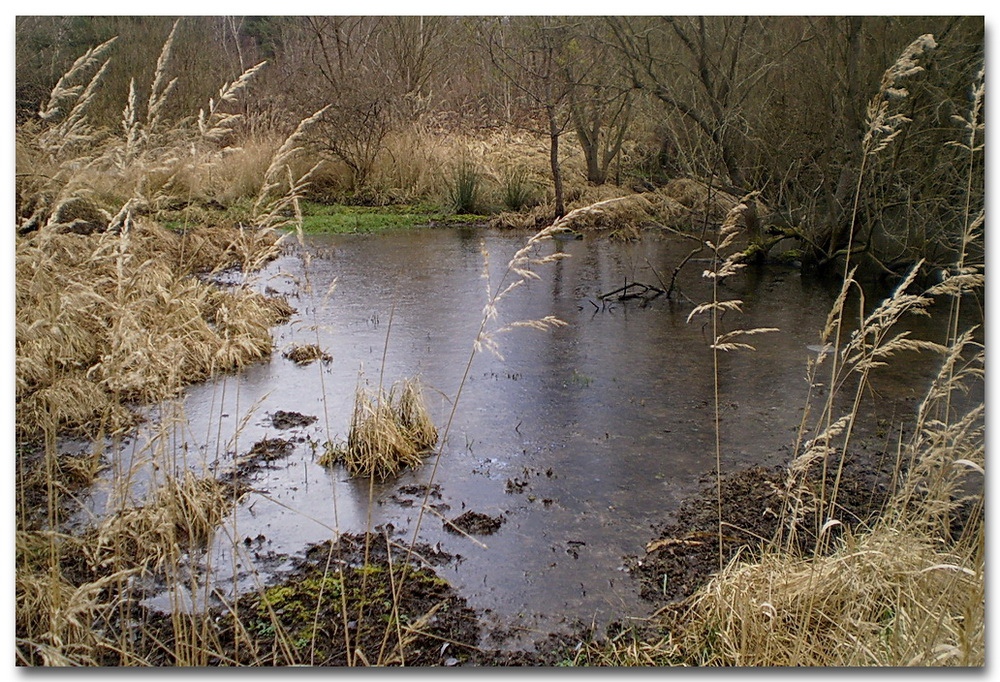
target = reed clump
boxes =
[16,221,285,438]
[95,472,235,571]
[322,377,438,481]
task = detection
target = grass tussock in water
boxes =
[322,377,438,481]
[282,343,332,365]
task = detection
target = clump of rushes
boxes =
[447,157,481,214]
[321,377,438,481]
[500,164,538,211]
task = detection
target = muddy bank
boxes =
[99,531,586,667]
[628,446,900,609]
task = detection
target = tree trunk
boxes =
[548,103,565,218]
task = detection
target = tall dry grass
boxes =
[578,35,984,668]
[14,26,325,667]
[15,221,284,439]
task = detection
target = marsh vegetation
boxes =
[15,16,983,667]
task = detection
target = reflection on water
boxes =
[72,227,982,643]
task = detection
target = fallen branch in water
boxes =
[599,280,666,301]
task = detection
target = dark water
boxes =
[74,227,981,646]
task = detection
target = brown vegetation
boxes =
[17,17,983,274]
[321,377,438,481]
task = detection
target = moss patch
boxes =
[297,201,488,234]
[217,533,481,666]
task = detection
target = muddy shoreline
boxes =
[99,435,903,666]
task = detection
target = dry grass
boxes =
[664,338,983,667]
[667,522,981,666]
[322,377,438,481]
[15,28,317,668]
[574,40,984,669]
[96,472,236,570]
[16,221,284,438]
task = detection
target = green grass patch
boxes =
[297,201,488,234]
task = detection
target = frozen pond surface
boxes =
[72,227,978,646]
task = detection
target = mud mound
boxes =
[630,455,896,607]
[247,437,295,462]
[270,410,317,429]
[446,510,505,536]
[110,532,479,666]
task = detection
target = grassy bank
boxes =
[296,202,488,234]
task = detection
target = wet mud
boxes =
[446,510,506,535]
[270,410,318,430]
[628,445,899,608]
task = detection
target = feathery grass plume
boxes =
[686,198,778,569]
[198,61,268,143]
[36,38,117,158]
[38,36,118,123]
[863,35,937,156]
[253,106,329,239]
[939,67,985,421]
[475,225,569,361]
[807,263,964,537]
[119,79,142,167]
[827,33,936,268]
[889,328,983,536]
[145,19,180,138]
[552,193,655,233]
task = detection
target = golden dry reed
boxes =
[322,377,438,481]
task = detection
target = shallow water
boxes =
[73,227,981,646]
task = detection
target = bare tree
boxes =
[610,16,796,191]
[481,16,572,217]
[561,20,635,185]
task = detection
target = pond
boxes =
[71,227,980,648]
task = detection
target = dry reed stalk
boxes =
[144,19,180,138]
[685,199,778,570]
[197,61,268,143]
